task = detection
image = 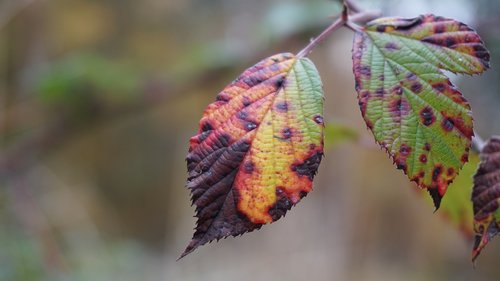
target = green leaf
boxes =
[352,14,490,208]
[472,136,500,262]
[181,53,324,258]
[435,154,478,238]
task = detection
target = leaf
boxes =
[472,136,500,262]
[352,14,490,208]
[429,154,479,238]
[180,53,324,258]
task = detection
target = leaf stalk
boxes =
[296,7,381,58]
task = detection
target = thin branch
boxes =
[296,9,381,58]
[296,17,345,58]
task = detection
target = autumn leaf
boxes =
[418,153,479,238]
[439,154,478,238]
[180,53,324,258]
[472,136,500,262]
[352,14,490,208]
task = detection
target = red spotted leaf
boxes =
[472,136,500,262]
[352,14,490,208]
[180,53,324,258]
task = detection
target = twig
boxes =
[296,17,345,58]
[296,9,381,58]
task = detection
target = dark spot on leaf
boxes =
[202,122,214,132]
[232,138,249,151]
[434,24,445,33]
[445,37,456,48]
[281,127,293,139]
[394,86,403,95]
[411,82,423,93]
[432,166,443,182]
[199,131,211,142]
[424,143,431,151]
[389,98,410,119]
[379,75,385,81]
[419,154,427,163]
[358,65,371,77]
[309,143,316,150]
[442,118,454,132]
[314,115,324,125]
[243,161,255,173]
[406,72,417,81]
[459,23,474,32]
[412,176,421,185]
[376,25,386,32]
[245,121,257,131]
[395,16,423,30]
[268,187,293,221]
[432,83,446,92]
[396,161,407,172]
[275,77,285,88]
[216,93,230,102]
[275,101,288,112]
[447,167,455,176]
[473,44,490,64]
[420,107,435,126]
[186,153,195,164]
[292,152,323,180]
[441,113,472,138]
[238,111,248,120]
[269,64,280,72]
[359,100,367,117]
[243,76,263,87]
[354,77,362,91]
[365,120,373,129]
[375,88,385,97]
[242,97,252,107]
[461,153,469,163]
[400,144,411,156]
[299,191,308,198]
[385,42,400,51]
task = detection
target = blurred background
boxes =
[1,0,500,280]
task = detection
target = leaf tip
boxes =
[177,238,201,260]
[428,188,442,211]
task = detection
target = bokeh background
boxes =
[1,0,500,280]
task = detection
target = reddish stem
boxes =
[296,10,381,58]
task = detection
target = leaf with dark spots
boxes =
[292,152,323,181]
[181,53,324,259]
[417,154,478,238]
[472,137,500,262]
[352,14,490,208]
